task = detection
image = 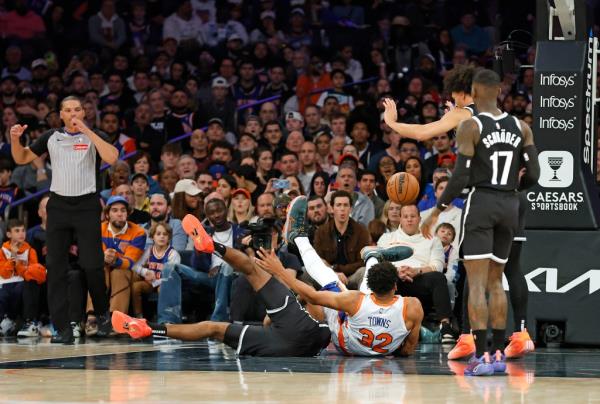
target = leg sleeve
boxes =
[295,237,339,287]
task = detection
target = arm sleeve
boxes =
[114,19,127,48]
[162,17,178,42]
[0,250,14,279]
[88,16,108,46]
[168,249,181,265]
[519,144,540,190]
[436,153,472,210]
[28,247,39,265]
[446,246,460,283]
[170,220,188,251]
[116,232,146,271]
[29,130,52,157]
[132,248,151,276]
[428,238,445,273]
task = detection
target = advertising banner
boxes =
[530,40,600,229]
[516,230,600,345]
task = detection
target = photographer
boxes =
[156,196,243,323]
[230,216,302,324]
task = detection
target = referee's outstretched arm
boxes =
[10,119,119,166]
[10,124,39,164]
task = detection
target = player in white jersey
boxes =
[255,196,424,357]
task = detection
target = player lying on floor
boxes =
[112,213,331,357]
[256,196,423,357]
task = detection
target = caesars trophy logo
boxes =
[538,151,573,188]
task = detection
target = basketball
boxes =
[386,172,420,205]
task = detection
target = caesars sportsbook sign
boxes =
[530,40,600,229]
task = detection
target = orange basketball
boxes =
[386,172,420,204]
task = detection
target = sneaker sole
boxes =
[448,351,476,360]
[505,340,535,359]
[182,215,214,253]
[283,196,306,244]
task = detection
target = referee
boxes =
[10,96,119,343]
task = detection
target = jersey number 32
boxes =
[358,328,393,354]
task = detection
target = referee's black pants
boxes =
[46,193,108,332]
[397,271,452,321]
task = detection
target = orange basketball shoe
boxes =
[182,214,214,253]
[112,311,152,339]
[504,329,535,359]
[448,333,476,360]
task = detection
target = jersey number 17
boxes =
[490,151,513,186]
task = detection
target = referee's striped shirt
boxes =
[30,128,109,197]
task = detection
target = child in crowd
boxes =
[0,219,46,337]
[131,222,180,318]
[436,222,459,307]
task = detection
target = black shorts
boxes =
[459,187,519,264]
[513,192,527,242]
[223,277,330,357]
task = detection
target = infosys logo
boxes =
[539,73,576,87]
[539,116,576,131]
[539,95,576,110]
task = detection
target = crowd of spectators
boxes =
[0,0,538,339]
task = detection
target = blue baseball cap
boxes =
[106,195,129,208]
[209,163,227,180]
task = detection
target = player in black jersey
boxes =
[384,65,535,361]
[112,214,331,357]
[421,69,540,376]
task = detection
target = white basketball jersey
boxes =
[328,294,410,356]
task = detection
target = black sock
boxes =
[514,319,526,333]
[473,330,488,357]
[213,242,226,257]
[147,321,167,337]
[492,329,505,352]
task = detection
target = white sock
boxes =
[295,237,338,287]
[359,257,379,294]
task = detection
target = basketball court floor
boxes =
[1,338,599,403]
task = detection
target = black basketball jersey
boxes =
[463,103,478,116]
[468,112,524,191]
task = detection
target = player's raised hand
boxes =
[420,215,435,239]
[255,248,286,275]
[443,101,455,114]
[382,98,398,124]
[9,124,28,141]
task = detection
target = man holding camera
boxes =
[157,197,240,323]
[230,214,302,323]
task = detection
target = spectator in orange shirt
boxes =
[0,219,46,337]
[296,55,331,114]
[85,196,146,335]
